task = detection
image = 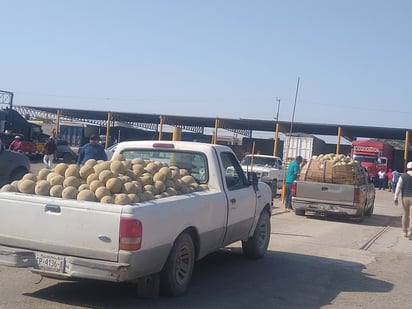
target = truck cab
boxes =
[240,154,283,198]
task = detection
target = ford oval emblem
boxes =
[98,235,112,243]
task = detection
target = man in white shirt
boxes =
[394,162,412,238]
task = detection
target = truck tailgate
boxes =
[0,193,123,262]
[295,181,355,204]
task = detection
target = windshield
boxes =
[353,155,377,163]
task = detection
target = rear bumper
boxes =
[293,200,359,216]
[0,245,168,283]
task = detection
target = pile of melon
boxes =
[0,155,209,205]
[311,153,358,166]
[300,153,366,185]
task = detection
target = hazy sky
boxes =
[1,0,411,130]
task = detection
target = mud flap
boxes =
[137,273,160,298]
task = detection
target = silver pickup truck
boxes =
[292,172,375,221]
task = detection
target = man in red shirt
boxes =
[9,136,22,152]
[387,169,393,192]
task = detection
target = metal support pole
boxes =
[212,119,219,144]
[281,77,300,204]
[158,116,164,141]
[404,130,409,171]
[172,127,181,141]
[55,109,61,137]
[273,123,280,157]
[336,126,342,155]
[105,112,112,149]
[273,97,281,156]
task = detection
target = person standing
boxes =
[43,137,57,169]
[77,135,107,165]
[377,169,386,190]
[392,169,400,193]
[387,169,393,192]
[9,135,22,152]
[394,162,412,238]
[285,155,303,211]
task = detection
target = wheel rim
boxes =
[174,244,193,285]
[256,217,269,248]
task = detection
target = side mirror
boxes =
[247,171,259,191]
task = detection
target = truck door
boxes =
[219,151,257,245]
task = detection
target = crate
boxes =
[299,159,333,183]
[300,159,365,185]
[332,164,366,185]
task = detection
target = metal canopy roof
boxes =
[20,105,411,141]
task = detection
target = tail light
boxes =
[291,182,297,197]
[353,188,361,204]
[119,218,142,251]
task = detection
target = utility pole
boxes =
[273,97,281,156]
[275,97,280,122]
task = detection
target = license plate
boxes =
[35,252,65,273]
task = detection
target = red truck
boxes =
[351,140,394,184]
[0,107,46,159]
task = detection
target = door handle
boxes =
[230,198,236,204]
[45,204,61,214]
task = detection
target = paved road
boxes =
[1,166,411,308]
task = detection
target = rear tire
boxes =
[160,232,195,297]
[355,207,365,222]
[242,211,271,259]
[365,199,375,217]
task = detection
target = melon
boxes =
[38,168,52,180]
[49,174,65,186]
[65,164,80,178]
[50,185,63,197]
[63,176,81,188]
[100,195,114,203]
[62,186,78,199]
[114,193,131,205]
[95,186,111,200]
[35,180,51,196]
[106,177,122,194]
[18,179,36,194]
[54,163,69,176]
[77,189,96,202]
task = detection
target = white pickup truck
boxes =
[0,141,272,297]
[240,154,283,198]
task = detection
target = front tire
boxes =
[160,232,195,297]
[270,180,278,199]
[242,210,271,259]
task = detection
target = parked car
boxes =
[0,140,30,187]
[54,139,78,163]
